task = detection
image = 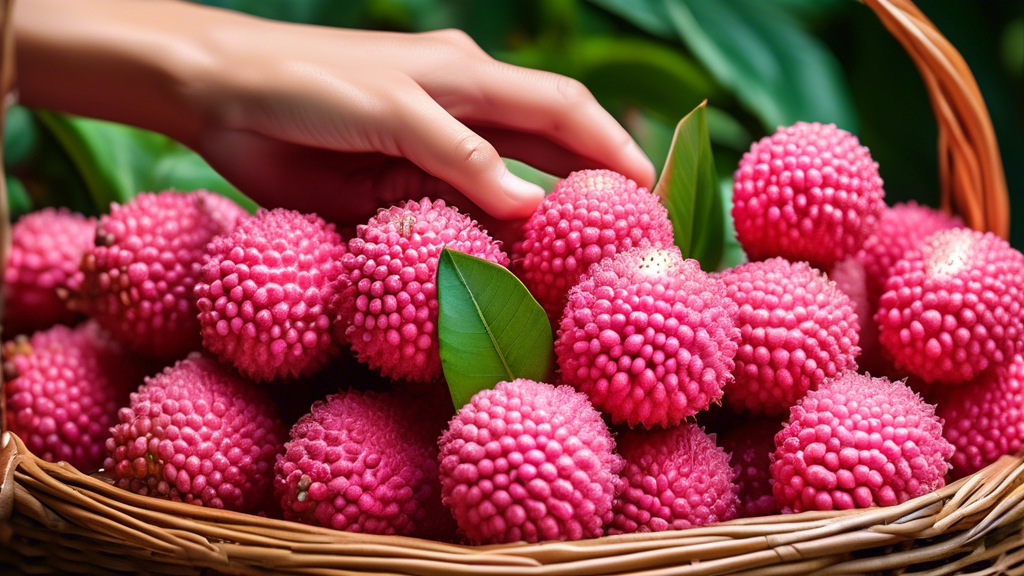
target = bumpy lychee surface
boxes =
[3,208,95,335]
[611,424,739,533]
[438,379,622,544]
[719,258,860,416]
[72,191,244,360]
[719,418,779,518]
[875,228,1024,384]
[199,192,251,231]
[512,170,673,319]
[771,373,952,512]
[105,354,284,512]
[829,257,881,374]
[732,122,886,268]
[341,198,508,383]
[557,247,739,428]
[936,355,1024,478]
[3,322,148,472]
[857,201,963,304]
[274,390,453,538]
[195,209,346,382]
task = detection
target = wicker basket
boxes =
[0,0,1018,574]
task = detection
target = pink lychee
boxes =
[3,208,95,335]
[512,169,674,319]
[718,258,860,416]
[438,379,622,544]
[275,389,454,539]
[3,321,149,472]
[936,355,1024,478]
[610,423,739,534]
[875,228,1024,384]
[718,418,779,518]
[829,256,881,374]
[771,372,952,513]
[732,122,886,268]
[104,353,285,512]
[340,198,508,383]
[557,246,739,428]
[195,209,347,382]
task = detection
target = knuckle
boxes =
[423,28,484,56]
[453,133,498,169]
[554,76,591,104]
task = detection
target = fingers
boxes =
[472,126,604,178]
[387,84,545,220]
[422,62,656,189]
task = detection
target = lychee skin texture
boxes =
[875,228,1024,384]
[104,354,285,512]
[274,390,453,539]
[3,322,147,472]
[732,122,886,269]
[719,258,860,417]
[3,208,95,336]
[936,355,1024,479]
[857,201,963,304]
[341,198,508,383]
[438,379,623,544]
[73,191,244,360]
[719,419,779,518]
[512,170,674,319]
[557,247,739,428]
[611,424,739,534]
[771,373,952,513]
[195,209,346,382]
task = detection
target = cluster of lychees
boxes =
[4,119,1021,545]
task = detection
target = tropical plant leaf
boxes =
[5,176,32,219]
[654,101,724,270]
[586,0,674,38]
[153,152,260,213]
[504,159,558,193]
[3,106,39,167]
[718,178,747,270]
[437,249,554,409]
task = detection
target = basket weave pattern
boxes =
[0,0,1020,574]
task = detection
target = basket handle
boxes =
[0,432,22,521]
[863,0,1010,238]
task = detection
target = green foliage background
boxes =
[4,0,1021,248]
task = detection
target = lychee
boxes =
[875,228,1024,384]
[438,379,622,544]
[195,209,346,382]
[3,208,95,336]
[275,390,453,538]
[71,191,244,360]
[936,355,1024,478]
[105,353,285,512]
[512,169,673,319]
[718,258,860,416]
[610,424,739,534]
[771,372,952,513]
[557,246,739,428]
[340,198,508,383]
[718,418,779,518]
[857,201,963,304]
[732,122,886,268]
[829,257,881,374]
[3,321,149,472]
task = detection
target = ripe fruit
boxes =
[610,424,739,533]
[829,257,881,374]
[732,122,885,268]
[3,322,149,472]
[195,209,347,382]
[557,246,739,428]
[512,169,673,319]
[771,373,952,513]
[875,228,1024,384]
[438,379,622,544]
[72,191,244,360]
[857,201,963,304]
[719,258,860,416]
[340,198,508,383]
[3,208,95,335]
[718,418,779,518]
[936,355,1024,478]
[105,354,285,512]
[275,390,453,538]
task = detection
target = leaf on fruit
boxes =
[655,100,725,270]
[437,249,554,409]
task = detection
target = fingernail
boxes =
[501,171,545,205]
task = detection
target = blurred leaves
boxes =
[5,176,31,219]
[4,106,39,168]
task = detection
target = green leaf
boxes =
[586,0,675,38]
[3,106,39,167]
[718,178,747,270]
[437,249,554,409]
[5,176,32,219]
[654,101,724,270]
[152,152,260,213]
[504,159,558,194]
